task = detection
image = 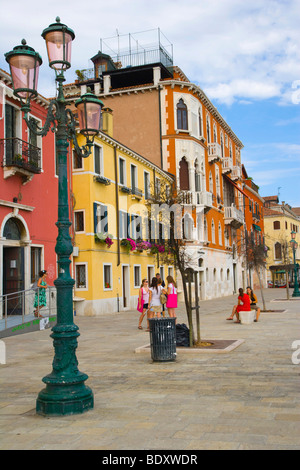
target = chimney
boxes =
[102,107,113,137]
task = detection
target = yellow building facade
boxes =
[71,109,175,315]
[263,196,300,286]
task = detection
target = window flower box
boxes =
[95,232,114,247]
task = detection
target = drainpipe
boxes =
[114,145,120,266]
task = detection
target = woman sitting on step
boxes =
[227,287,251,323]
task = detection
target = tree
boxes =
[243,233,267,311]
[146,180,198,346]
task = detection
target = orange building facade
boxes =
[64,33,265,298]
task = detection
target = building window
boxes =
[31,247,42,283]
[75,264,87,289]
[94,203,108,233]
[219,223,222,245]
[168,266,174,278]
[94,144,103,175]
[274,242,282,260]
[213,124,217,143]
[74,211,85,232]
[134,265,141,288]
[73,150,83,169]
[130,214,142,240]
[211,219,215,244]
[119,157,126,185]
[119,211,128,239]
[103,264,112,290]
[273,221,280,230]
[179,157,189,190]
[206,116,211,143]
[198,108,202,136]
[177,98,188,130]
[131,164,137,191]
[144,171,150,199]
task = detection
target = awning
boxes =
[253,224,261,231]
[224,175,249,198]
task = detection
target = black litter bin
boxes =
[149,317,176,362]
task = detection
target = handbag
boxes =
[160,293,167,305]
[137,298,144,313]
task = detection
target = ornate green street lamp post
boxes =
[290,231,300,298]
[5,18,103,416]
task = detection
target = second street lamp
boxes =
[5,18,103,416]
[290,231,300,298]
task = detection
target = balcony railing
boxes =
[224,204,244,227]
[181,190,213,208]
[208,143,222,163]
[0,137,41,174]
[231,165,242,180]
[131,186,143,198]
[222,157,233,174]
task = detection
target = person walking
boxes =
[148,277,163,329]
[227,287,251,323]
[246,286,261,322]
[138,279,150,330]
[33,270,48,318]
[165,275,178,321]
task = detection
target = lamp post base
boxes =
[36,378,94,416]
[36,323,94,416]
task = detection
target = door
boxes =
[3,247,24,315]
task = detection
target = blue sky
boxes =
[1,0,299,205]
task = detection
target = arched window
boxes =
[209,172,213,193]
[229,143,233,159]
[3,218,22,240]
[219,222,222,245]
[177,99,188,130]
[213,124,217,143]
[220,133,224,158]
[198,108,202,136]
[204,217,208,241]
[194,159,201,192]
[206,116,211,143]
[211,219,215,244]
[179,157,189,190]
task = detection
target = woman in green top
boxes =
[34,270,48,318]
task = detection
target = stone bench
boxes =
[239,310,256,324]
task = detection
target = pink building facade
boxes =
[0,69,58,316]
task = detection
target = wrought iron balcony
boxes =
[0,137,42,178]
[131,186,143,199]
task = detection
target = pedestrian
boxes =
[33,270,48,318]
[227,287,251,323]
[165,275,178,321]
[156,274,166,317]
[138,279,150,330]
[148,277,164,329]
[246,286,261,322]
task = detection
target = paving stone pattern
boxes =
[0,289,299,450]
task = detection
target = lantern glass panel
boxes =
[77,102,101,136]
[9,54,39,99]
[45,30,73,70]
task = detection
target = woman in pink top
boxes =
[166,275,178,321]
[138,279,150,330]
